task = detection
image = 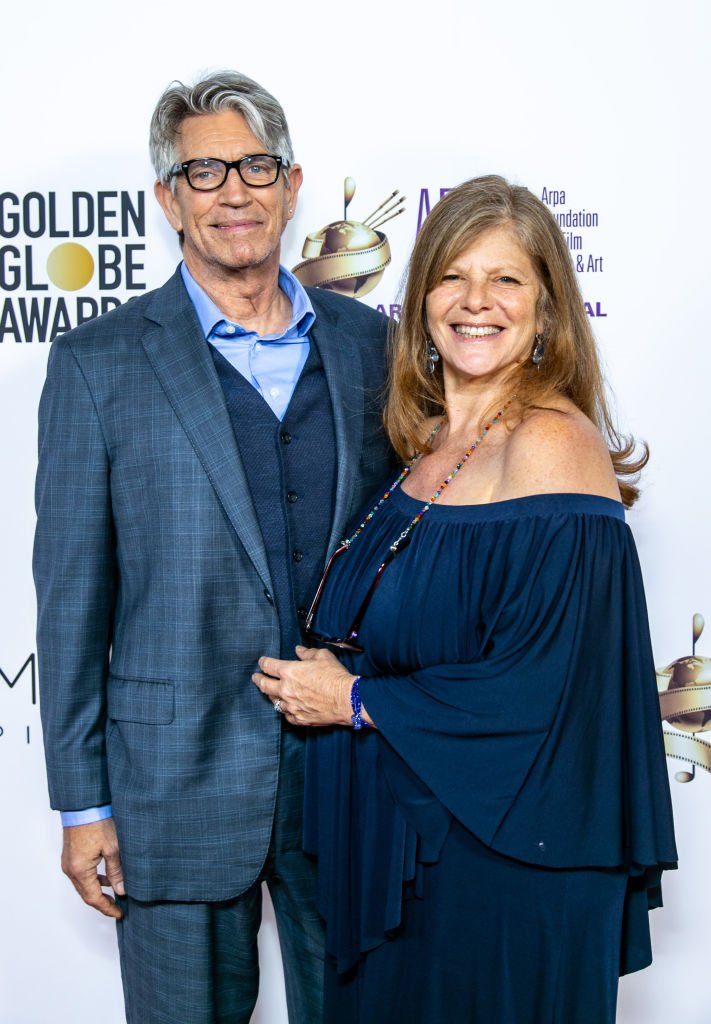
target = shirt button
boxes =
[280,431,292,444]
[287,490,298,504]
[225,324,236,335]
[255,342,262,350]
[269,387,280,398]
[292,549,304,563]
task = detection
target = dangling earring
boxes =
[532,333,546,369]
[426,338,440,374]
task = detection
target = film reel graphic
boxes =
[292,178,404,298]
[658,613,711,782]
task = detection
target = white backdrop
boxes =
[1,1,710,1021]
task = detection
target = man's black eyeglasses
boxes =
[303,536,412,653]
[169,155,286,191]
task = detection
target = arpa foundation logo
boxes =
[0,189,147,343]
[416,183,609,321]
[292,178,404,299]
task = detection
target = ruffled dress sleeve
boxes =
[306,493,677,974]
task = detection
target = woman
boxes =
[253,175,677,1023]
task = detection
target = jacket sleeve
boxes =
[33,336,116,811]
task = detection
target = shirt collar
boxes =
[180,262,315,342]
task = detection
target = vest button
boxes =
[280,431,292,444]
[297,607,307,620]
[286,490,298,504]
[292,549,304,562]
[263,588,274,605]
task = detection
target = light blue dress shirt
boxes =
[60,263,316,827]
[183,262,315,420]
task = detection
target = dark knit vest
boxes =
[210,340,337,657]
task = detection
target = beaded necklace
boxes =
[344,395,516,555]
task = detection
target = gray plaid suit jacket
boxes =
[34,267,393,902]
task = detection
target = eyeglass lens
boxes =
[304,537,411,652]
[184,156,281,190]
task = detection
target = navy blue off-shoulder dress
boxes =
[304,491,677,1023]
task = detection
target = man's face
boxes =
[155,109,302,287]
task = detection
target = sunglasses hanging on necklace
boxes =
[304,396,517,652]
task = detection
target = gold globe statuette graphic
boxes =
[658,613,711,782]
[292,177,404,297]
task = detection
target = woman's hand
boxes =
[252,645,356,727]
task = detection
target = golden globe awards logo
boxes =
[292,177,404,298]
[0,190,146,343]
[658,612,711,782]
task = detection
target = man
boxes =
[34,71,393,1023]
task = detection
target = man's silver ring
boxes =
[273,699,283,714]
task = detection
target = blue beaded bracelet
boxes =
[350,676,369,730]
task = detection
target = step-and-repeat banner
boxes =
[1,1,708,1021]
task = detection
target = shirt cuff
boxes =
[60,805,113,827]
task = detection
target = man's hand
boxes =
[61,818,125,919]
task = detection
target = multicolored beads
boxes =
[343,396,516,553]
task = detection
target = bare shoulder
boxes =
[498,400,621,501]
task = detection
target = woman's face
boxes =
[425,224,542,392]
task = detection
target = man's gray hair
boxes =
[149,70,294,184]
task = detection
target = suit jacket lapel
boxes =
[310,292,365,556]
[140,270,273,590]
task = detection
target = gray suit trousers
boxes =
[116,727,323,1024]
